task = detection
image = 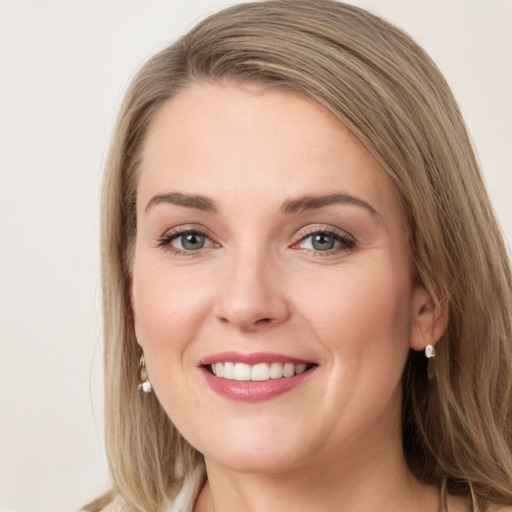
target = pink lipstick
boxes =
[199,352,317,402]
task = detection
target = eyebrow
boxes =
[281,193,379,216]
[144,191,378,217]
[145,192,217,213]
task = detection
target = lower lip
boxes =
[201,367,316,403]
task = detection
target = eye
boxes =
[302,233,337,251]
[174,232,207,250]
[298,230,355,253]
[158,229,215,253]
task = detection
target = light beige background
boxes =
[0,1,510,510]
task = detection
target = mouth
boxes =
[205,361,315,381]
[199,352,317,402]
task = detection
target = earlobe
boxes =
[409,284,449,352]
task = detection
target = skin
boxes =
[131,82,450,512]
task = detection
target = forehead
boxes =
[138,82,404,227]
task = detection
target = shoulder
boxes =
[86,465,205,512]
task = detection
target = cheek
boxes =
[131,263,210,420]
[132,261,210,354]
[301,266,413,429]
[300,264,413,362]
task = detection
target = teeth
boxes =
[269,362,283,379]
[252,363,269,381]
[209,362,311,381]
[295,363,307,375]
[234,362,252,381]
[283,363,295,377]
[223,362,235,379]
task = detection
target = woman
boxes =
[87,1,512,511]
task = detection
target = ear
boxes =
[409,283,448,352]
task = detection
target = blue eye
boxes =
[175,232,206,250]
[299,231,354,252]
[310,233,336,251]
[158,230,214,252]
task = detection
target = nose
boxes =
[214,249,290,332]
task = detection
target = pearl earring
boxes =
[138,354,152,393]
[425,344,436,359]
[425,344,436,380]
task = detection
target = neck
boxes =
[195,418,439,512]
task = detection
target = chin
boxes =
[196,425,313,475]
[205,446,306,475]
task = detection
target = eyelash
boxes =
[295,227,356,255]
[157,226,356,256]
[157,228,217,256]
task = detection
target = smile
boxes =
[200,353,317,402]
[209,362,311,381]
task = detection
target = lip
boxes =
[199,351,313,366]
[199,352,317,403]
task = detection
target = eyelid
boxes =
[156,225,219,254]
[294,224,354,240]
[155,223,355,256]
[291,225,356,253]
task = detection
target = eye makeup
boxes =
[292,225,356,256]
[156,226,219,256]
[155,222,356,259]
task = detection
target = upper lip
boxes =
[198,351,315,366]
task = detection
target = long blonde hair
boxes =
[93,1,512,510]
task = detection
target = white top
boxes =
[165,465,205,512]
[95,465,205,512]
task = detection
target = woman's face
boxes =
[132,82,434,474]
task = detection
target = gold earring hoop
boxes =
[138,354,152,393]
